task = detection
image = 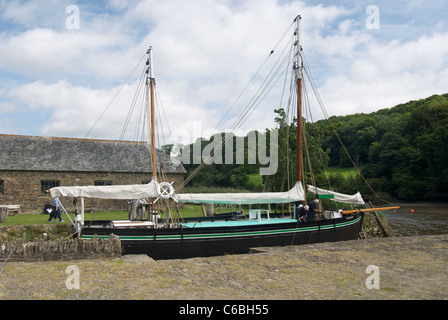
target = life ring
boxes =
[157,181,175,199]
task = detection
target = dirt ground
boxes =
[0,234,446,301]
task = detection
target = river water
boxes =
[382,205,448,237]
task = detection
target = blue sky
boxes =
[0,0,447,145]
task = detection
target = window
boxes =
[0,180,4,195]
[41,180,60,195]
[94,180,112,186]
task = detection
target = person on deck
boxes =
[296,204,308,222]
[307,199,320,222]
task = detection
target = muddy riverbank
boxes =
[383,205,448,236]
[1,234,446,301]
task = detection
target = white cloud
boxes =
[316,31,448,116]
[0,26,141,82]
[0,0,447,145]
[0,80,133,137]
[0,0,64,28]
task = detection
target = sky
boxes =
[0,0,447,147]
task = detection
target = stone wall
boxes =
[0,224,123,262]
[0,170,184,214]
[361,212,392,238]
[0,236,122,262]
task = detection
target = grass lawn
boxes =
[248,173,264,187]
[0,205,207,227]
[325,166,359,178]
[0,202,280,227]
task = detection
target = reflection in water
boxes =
[382,205,448,237]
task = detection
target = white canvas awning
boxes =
[307,185,365,205]
[50,180,306,204]
[50,181,158,200]
[174,182,305,205]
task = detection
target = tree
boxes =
[164,93,448,201]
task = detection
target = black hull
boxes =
[80,212,363,260]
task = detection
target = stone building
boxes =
[0,134,186,214]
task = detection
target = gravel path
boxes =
[0,234,446,301]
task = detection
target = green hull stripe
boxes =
[82,217,361,241]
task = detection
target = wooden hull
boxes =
[80,212,363,260]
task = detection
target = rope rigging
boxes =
[301,51,380,200]
[177,28,298,191]
[84,16,383,209]
[84,52,147,140]
[85,21,299,196]
[214,19,295,130]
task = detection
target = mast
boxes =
[294,15,303,184]
[146,47,157,182]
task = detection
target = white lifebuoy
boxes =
[157,181,175,199]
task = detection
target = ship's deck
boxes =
[181,218,297,228]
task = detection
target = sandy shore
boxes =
[0,234,446,302]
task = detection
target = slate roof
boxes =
[0,134,186,174]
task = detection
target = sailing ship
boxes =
[50,15,397,260]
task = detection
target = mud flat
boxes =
[0,234,446,300]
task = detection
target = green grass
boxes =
[325,166,359,178]
[248,173,264,186]
[0,206,207,227]
[1,213,50,226]
[0,211,126,226]
[0,202,282,227]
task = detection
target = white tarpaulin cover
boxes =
[307,185,365,205]
[174,182,305,205]
[50,181,158,200]
[50,181,306,204]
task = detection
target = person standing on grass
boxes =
[47,201,56,223]
[51,196,63,223]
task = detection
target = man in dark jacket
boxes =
[296,204,309,222]
[307,199,320,221]
[46,201,56,222]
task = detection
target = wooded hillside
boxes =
[314,93,448,201]
[167,93,448,202]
